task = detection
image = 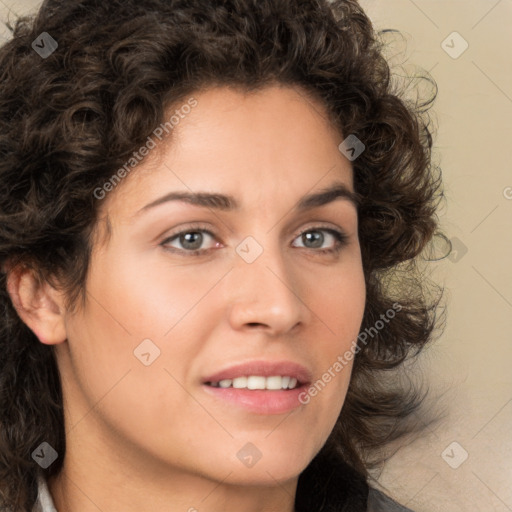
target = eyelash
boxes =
[160,223,349,256]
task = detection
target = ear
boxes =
[5,264,67,345]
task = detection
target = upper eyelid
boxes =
[161,222,346,238]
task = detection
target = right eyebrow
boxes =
[137,191,239,215]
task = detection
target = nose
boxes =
[227,240,311,336]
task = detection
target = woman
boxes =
[0,0,446,511]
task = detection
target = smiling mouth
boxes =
[205,375,302,390]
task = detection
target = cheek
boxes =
[64,248,220,408]
[310,261,366,345]
[300,258,364,419]
[63,292,197,448]
[85,246,207,339]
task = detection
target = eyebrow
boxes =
[137,180,360,215]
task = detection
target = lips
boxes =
[202,360,312,387]
[201,360,313,414]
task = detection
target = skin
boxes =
[7,84,366,512]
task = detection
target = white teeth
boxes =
[265,376,283,390]
[247,376,266,389]
[209,376,300,390]
[232,376,248,388]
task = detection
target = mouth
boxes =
[201,360,312,414]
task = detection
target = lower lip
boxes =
[202,384,309,415]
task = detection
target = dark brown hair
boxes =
[0,0,448,510]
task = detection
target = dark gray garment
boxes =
[367,487,416,512]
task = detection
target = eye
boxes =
[160,225,219,255]
[292,227,349,254]
[160,225,349,256]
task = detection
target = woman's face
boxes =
[57,85,366,486]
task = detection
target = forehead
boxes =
[98,84,353,219]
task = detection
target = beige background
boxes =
[357,2,512,511]
[1,0,511,511]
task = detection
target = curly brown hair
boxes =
[0,0,448,510]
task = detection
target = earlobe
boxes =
[5,265,67,345]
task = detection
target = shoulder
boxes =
[367,487,416,512]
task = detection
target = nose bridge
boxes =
[228,232,308,333]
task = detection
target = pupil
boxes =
[303,231,323,248]
[181,232,202,250]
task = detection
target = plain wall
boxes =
[358,2,512,511]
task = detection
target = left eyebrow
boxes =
[136,180,360,216]
[296,181,360,212]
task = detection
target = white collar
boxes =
[33,474,58,512]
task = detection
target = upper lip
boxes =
[202,360,312,385]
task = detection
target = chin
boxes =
[221,460,309,487]
[230,445,315,485]
[186,441,315,487]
